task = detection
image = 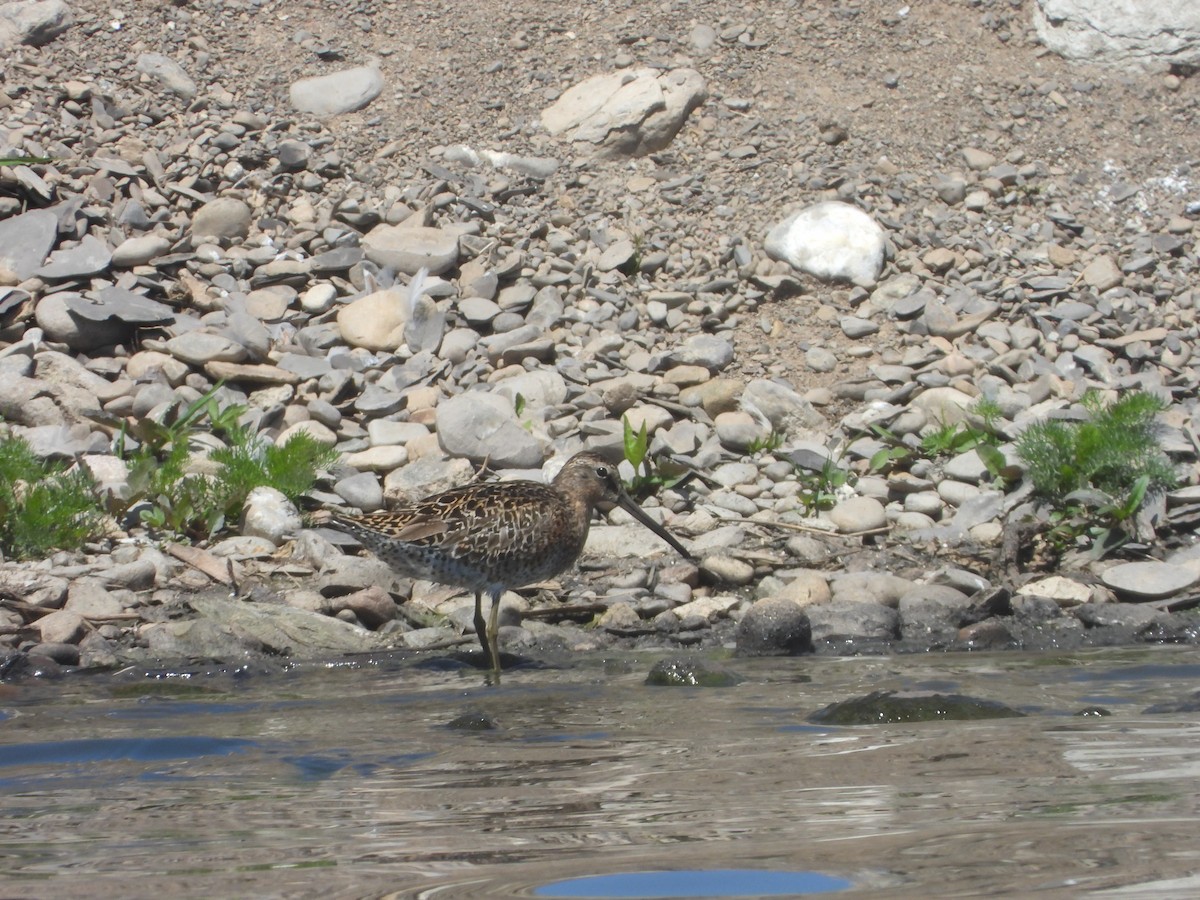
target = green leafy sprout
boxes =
[621,416,686,501]
[796,456,855,516]
[0,380,338,554]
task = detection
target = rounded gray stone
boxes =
[289,66,384,116]
[827,496,888,533]
[191,198,252,240]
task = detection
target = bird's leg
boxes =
[487,589,503,673]
[473,590,492,668]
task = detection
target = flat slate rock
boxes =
[35,234,112,280]
[66,286,175,324]
[0,208,58,280]
[1101,561,1198,600]
[289,65,384,116]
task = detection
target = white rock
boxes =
[301,283,338,314]
[240,486,302,546]
[1017,575,1095,607]
[0,0,72,52]
[362,224,459,276]
[342,445,409,473]
[827,496,888,533]
[111,235,170,267]
[135,52,197,100]
[1033,0,1200,71]
[163,333,247,365]
[764,201,886,286]
[336,288,408,352]
[191,197,252,240]
[1101,561,1198,600]
[740,379,829,436]
[435,392,544,468]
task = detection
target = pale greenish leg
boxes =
[487,589,503,673]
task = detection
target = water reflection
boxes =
[534,868,851,897]
[0,648,1198,896]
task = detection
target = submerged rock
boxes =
[809,690,1026,725]
[645,657,740,687]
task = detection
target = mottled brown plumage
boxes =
[325,451,691,672]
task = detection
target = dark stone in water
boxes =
[809,690,1025,725]
[645,657,740,687]
[736,598,813,656]
[1144,691,1200,714]
[0,650,65,681]
[447,710,499,731]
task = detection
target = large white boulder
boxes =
[764,201,886,287]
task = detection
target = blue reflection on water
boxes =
[0,736,255,768]
[534,868,850,898]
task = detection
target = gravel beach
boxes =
[1,0,1199,676]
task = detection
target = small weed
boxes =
[920,397,1003,458]
[865,424,914,475]
[747,429,785,454]
[118,383,336,539]
[0,156,56,166]
[0,436,104,558]
[796,457,855,515]
[210,429,339,520]
[513,392,534,432]
[860,397,1013,487]
[621,417,686,501]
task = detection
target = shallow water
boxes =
[2,647,1200,899]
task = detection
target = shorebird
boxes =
[323,451,692,673]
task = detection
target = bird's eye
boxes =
[595,465,610,480]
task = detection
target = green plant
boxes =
[0,156,56,166]
[210,429,339,520]
[117,384,246,537]
[118,384,332,539]
[866,424,914,475]
[0,436,104,558]
[1041,475,1154,559]
[621,417,686,501]
[796,457,855,516]
[920,397,1003,458]
[746,429,785,454]
[1015,391,1176,501]
[1016,391,1178,559]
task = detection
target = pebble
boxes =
[827,496,887,533]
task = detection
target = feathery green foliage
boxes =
[1015,391,1178,559]
[119,383,336,539]
[0,436,104,558]
[210,429,339,514]
[1015,391,1177,501]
